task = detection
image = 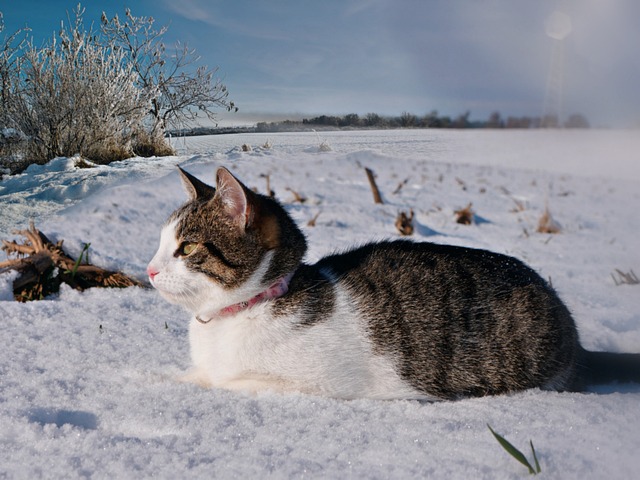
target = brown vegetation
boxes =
[0,223,144,302]
[454,203,474,225]
[307,211,322,227]
[537,206,562,234]
[395,210,415,236]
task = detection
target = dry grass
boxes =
[0,223,145,302]
[395,209,415,236]
[286,188,307,204]
[259,173,275,197]
[73,157,96,169]
[307,211,322,227]
[509,197,527,213]
[454,203,474,225]
[537,206,562,234]
[611,269,639,286]
[318,141,332,152]
[133,131,175,158]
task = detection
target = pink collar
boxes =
[195,272,294,324]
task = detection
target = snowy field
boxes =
[1,129,639,478]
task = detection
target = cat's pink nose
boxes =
[147,264,159,280]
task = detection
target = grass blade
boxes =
[67,242,91,279]
[487,424,535,475]
[530,439,541,474]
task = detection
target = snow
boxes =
[1,129,639,478]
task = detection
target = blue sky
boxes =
[2,1,639,126]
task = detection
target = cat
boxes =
[147,166,640,400]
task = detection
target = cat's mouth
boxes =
[149,280,189,305]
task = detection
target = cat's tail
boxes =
[579,349,640,386]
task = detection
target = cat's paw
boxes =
[220,377,292,396]
[177,368,212,388]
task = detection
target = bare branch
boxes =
[100,10,235,137]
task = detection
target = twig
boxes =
[364,167,384,204]
[392,178,410,195]
[509,197,526,213]
[612,269,639,286]
[285,187,307,204]
[260,173,275,197]
[307,211,322,227]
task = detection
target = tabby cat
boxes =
[147,166,639,400]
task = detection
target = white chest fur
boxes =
[186,281,430,400]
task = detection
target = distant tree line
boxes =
[0,5,235,175]
[255,111,590,133]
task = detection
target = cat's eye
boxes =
[179,242,198,256]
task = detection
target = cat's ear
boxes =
[178,166,215,200]
[215,167,253,228]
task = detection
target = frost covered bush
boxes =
[0,128,28,175]
[0,13,28,174]
[0,6,149,169]
[0,5,235,172]
[11,9,150,166]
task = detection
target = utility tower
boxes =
[542,11,572,128]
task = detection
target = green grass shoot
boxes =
[67,242,91,279]
[488,424,541,475]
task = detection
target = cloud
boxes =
[162,0,216,23]
[160,0,292,41]
[157,0,639,123]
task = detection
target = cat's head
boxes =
[147,167,307,317]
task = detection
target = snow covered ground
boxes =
[1,129,639,478]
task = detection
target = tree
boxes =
[505,116,533,129]
[453,111,470,129]
[340,113,360,127]
[364,112,383,127]
[0,4,235,172]
[564,113,589,129]
[100,9,236,155]
[400,111,418,127]
[486,111,503,128]
[421,110,451,128]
